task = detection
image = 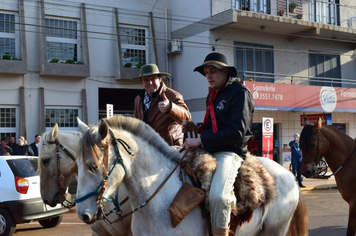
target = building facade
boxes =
[0,0,355,165]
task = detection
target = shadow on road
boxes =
[309,225,346,236]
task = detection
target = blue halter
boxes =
[75,129,132,212]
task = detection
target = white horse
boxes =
[38,124,132,236]
[75,115,308,236]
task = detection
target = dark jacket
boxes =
[29,142,39,156]
[0,146,12,155]
[13,144,34,156]
[134,83,191,146]
[200,78,254,157]
[289,140,302,159]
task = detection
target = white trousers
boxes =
[209,151,243,228]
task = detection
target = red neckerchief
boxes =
[200,88,220,134]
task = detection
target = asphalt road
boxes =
[13,189,349,236]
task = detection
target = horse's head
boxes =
[75,117,130,224]
[300,117,329,178]
[38,123,81,207]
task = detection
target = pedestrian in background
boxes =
[0,137,12,156]
[13,136,34,156]
[8,136,18,150]
[29,134,41,156]
[289,133,305,188]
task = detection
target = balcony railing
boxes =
[230,0,356,29]
[240,71,356,88]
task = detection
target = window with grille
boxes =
[309,52,341,87]
[0,107,17,139]
[45,108,80,128]
[309,0,340,25]
[234,42,274,82]
[119,26,147,67]
[0,13,18,58]
[45,18,80,62]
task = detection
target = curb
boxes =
[301,184,338,191]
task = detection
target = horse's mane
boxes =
[80,115,182,171]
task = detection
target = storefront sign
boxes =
[244,81,356,113]
[300,114,332,126]
[262,117,273,160]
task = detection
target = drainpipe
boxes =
[164,8,172,88]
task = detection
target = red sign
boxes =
[262,117,273,160]
[244,81,356,112]
[300,114,327,126]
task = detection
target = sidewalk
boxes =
[300,172,337,191]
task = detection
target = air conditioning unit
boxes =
[167,40,182,53]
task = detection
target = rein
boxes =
[313,133,356,177]
[47,139,76,209]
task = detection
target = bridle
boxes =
[74,129,132,223]
[313,132,356,177]
[47,139,77,208]
[74,127,190,224]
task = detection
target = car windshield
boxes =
[6,158,38,178]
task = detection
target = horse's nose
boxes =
[81,213,97,224]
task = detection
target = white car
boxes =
[0,156,68,236]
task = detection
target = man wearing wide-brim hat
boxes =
[183,52,255,236]
[133,64,191,146]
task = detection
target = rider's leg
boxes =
[209,151,243,236]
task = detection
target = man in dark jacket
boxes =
[289,133,305,188]
[29,134,41,156]
[133,64,191,146]
[0,137,12,155]
[183,52,254,236]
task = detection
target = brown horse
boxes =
[300,116,356,236]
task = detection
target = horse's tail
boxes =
[286,188,308,236]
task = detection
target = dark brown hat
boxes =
[132,64,170,80]
[194,52,237,77]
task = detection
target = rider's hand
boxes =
[158,93,171,113]
[183,138,201,150]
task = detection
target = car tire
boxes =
[38,214,63,228]
[0,208,16,236]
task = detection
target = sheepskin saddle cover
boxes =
[184,148,277,227]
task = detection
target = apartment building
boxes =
[0,0,355,164]
[169,0,356,164]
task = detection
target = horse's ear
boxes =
[316,117,322,131]
[77,117,89,133]
[303,116,309,127]
[98,119,108,141]
[48,123,58,142]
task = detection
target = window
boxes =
[309,52,341,87]
[0,107,17,138]
[119,26,147,67]
[234,42,274,82]
[45,18,80,62]
[0,13,19,58]
[309,0,340,25]
[233,0,270,14]
[45,108,80,128]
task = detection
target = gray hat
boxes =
[132,64,170,80]
[194,52,237,77]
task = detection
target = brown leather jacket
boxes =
[134,83,191,146]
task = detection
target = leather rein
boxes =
[47,139,77,209]
[313,132,356,177]
[75,128,189,224]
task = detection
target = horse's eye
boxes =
[88,164,98,173]
[42,158,50,165]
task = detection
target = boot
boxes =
[211,224,230,236]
